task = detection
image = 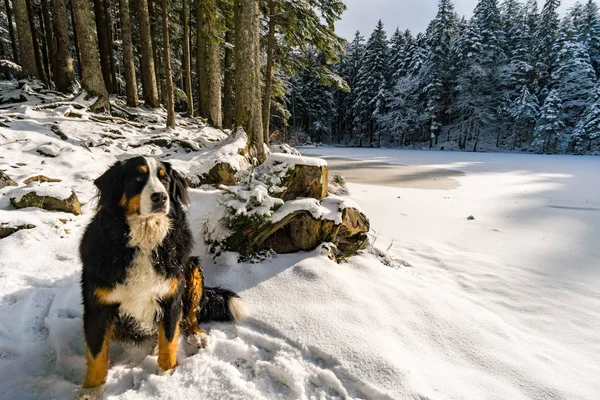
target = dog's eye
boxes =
[136,175,145,182]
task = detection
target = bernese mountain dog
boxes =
[78,156,246,399]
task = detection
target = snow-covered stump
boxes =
[261,153,329,201]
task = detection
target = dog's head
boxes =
[94,157,189,216]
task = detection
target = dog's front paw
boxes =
[186,331,210,348]
[157,366,176,376]
[77,385,105,400]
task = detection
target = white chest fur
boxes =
[104,214,173,332]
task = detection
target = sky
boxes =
[336,0,581,40]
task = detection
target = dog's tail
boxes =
[198,287,248,323]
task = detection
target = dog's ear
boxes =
[94,161,124,208]
[164,162,190,208]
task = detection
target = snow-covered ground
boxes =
[0,82,599,399]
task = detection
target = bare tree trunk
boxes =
[40,0,57,82]
[4,0,20,64]
[148,0,164,102]
[160,0,174,128]
[25,0,49,85]
[51,0,75,92]
[182,0,193,115]
[204,0,221,128]
[93,0,113,93]
[262,0,276,144]
[223,22,234,129]
[135,0,159,107]
[104,0,119,93]
[234,0,264,161]
[119,0,138,105]
[195,0,208,118]
[13,0,38,77]
[68,0,81,76]
[71,0,109,111]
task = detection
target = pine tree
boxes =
[234,0,264,161]
[119,0,138,106]
[424,0,457,144]
[51,0,75,93]
[353,20,389,147]
[3,0,19,64]
[508,86,539,149]
[203,0,223,128]
[534,0,562,91]
[552,36,597,130]
[579,0,600,75]
[572,84,600,152]
[182,0,193,115]
[533,89,564,152]
[12,0,38,77]
[136,0,159,107]
[161,0,175,128]
[223,3,235,129]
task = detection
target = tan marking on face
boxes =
[159,169,166,178]
[120,194,141,215]
[139,165,149,174]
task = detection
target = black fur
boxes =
[80,157,241,358]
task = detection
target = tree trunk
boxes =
[25,0,49,85]
[70,0,109,111]
[262,0,276,144]
[119,0,138,105]
[93,0,113,93]
[234,0,264,161]
[12,0,38,77]
[51,0,75,92]
[40,0,57,82]
[104,0,119,94]
[68,0,81,76]
[135,0,159,107]
[195,0,208,118]
[148,0,163,102]
[223,23,234,129]
[182,0,193,115]
[4,0,20,64]
[205,0,221,128]
[160,0,175,128]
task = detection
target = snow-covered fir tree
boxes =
[572,84,600,152]
[533,89,565,152]
[352,20,390,147]
[508,86,540,149]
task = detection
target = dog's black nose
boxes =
[151,192,168,205]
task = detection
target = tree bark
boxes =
[40,0,57,82]
[161,0,175,128]
[4,0,20,64]
[105,0,119,93]
[70,0,109,111]
[223,21,234,129]
[12,0,38,77]
[119,0,138,105]
[25,0,49,85]
[148,0,163,102]
[204,0,221,128]
[234,0,264,161]
[262,0,276,144]
[68,0,81,76]
[51,0,75,92]
[93,0,113,93]
[182,0,193,115]
[135,0,159,107]
[195,0,208,118]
